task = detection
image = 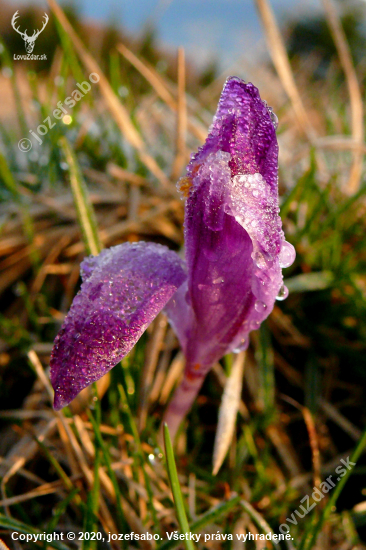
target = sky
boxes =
[6,0,324,70]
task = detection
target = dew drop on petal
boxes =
[268,106,279,130]
[254,300,267,313]
[233,338,246,353]
[276,284,289,301]
[279,241,296,268]
[253,251,266,269]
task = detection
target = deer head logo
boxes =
[11,10,49,54]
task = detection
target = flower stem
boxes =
[163,370,206,440]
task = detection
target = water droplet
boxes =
[233,338,246,353]
[118,85,129,97]
[279,241,296,268]
[276,284,289,301]
[253,251,266,269]
[60,161,69,170]
[154,447,163,462]
[268,106,278,130]
[255,300,267,313]
[256,270,270,287]
[213,276,224,284]
[13,281,25,296]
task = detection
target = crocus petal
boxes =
[50,242,186,410]
[173,159,257,368]
[169,77,295,378]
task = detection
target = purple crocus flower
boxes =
[50,77,295,437]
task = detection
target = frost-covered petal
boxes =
[170,159,256,369]
[182,77,279,185]
[164,77,296,438]
[171,77,295,370]
[50,242,186,410]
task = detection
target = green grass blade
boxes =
[0,150,19,197]
[163,424,195,550]
[285,271,334,293]
[34,435,80,498]
[190,495,241,534]
[280,156,316,219]
[322,180,366,234]
[82,448,101,550]
[87,410,127,532]
[0,151,39,265]
[53,13,89,89]
[159,496,241,550]
[240,499,276,539]
[298,514,318,550]
[0,514,71,550]
[78,389,101,550]
[257,323,275,413]
[110,51,123,95]
[46,488,80,537]
[59,136,101,256]
[302,426,366,550]
[118,384,159,528]
[0,39,29,140]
